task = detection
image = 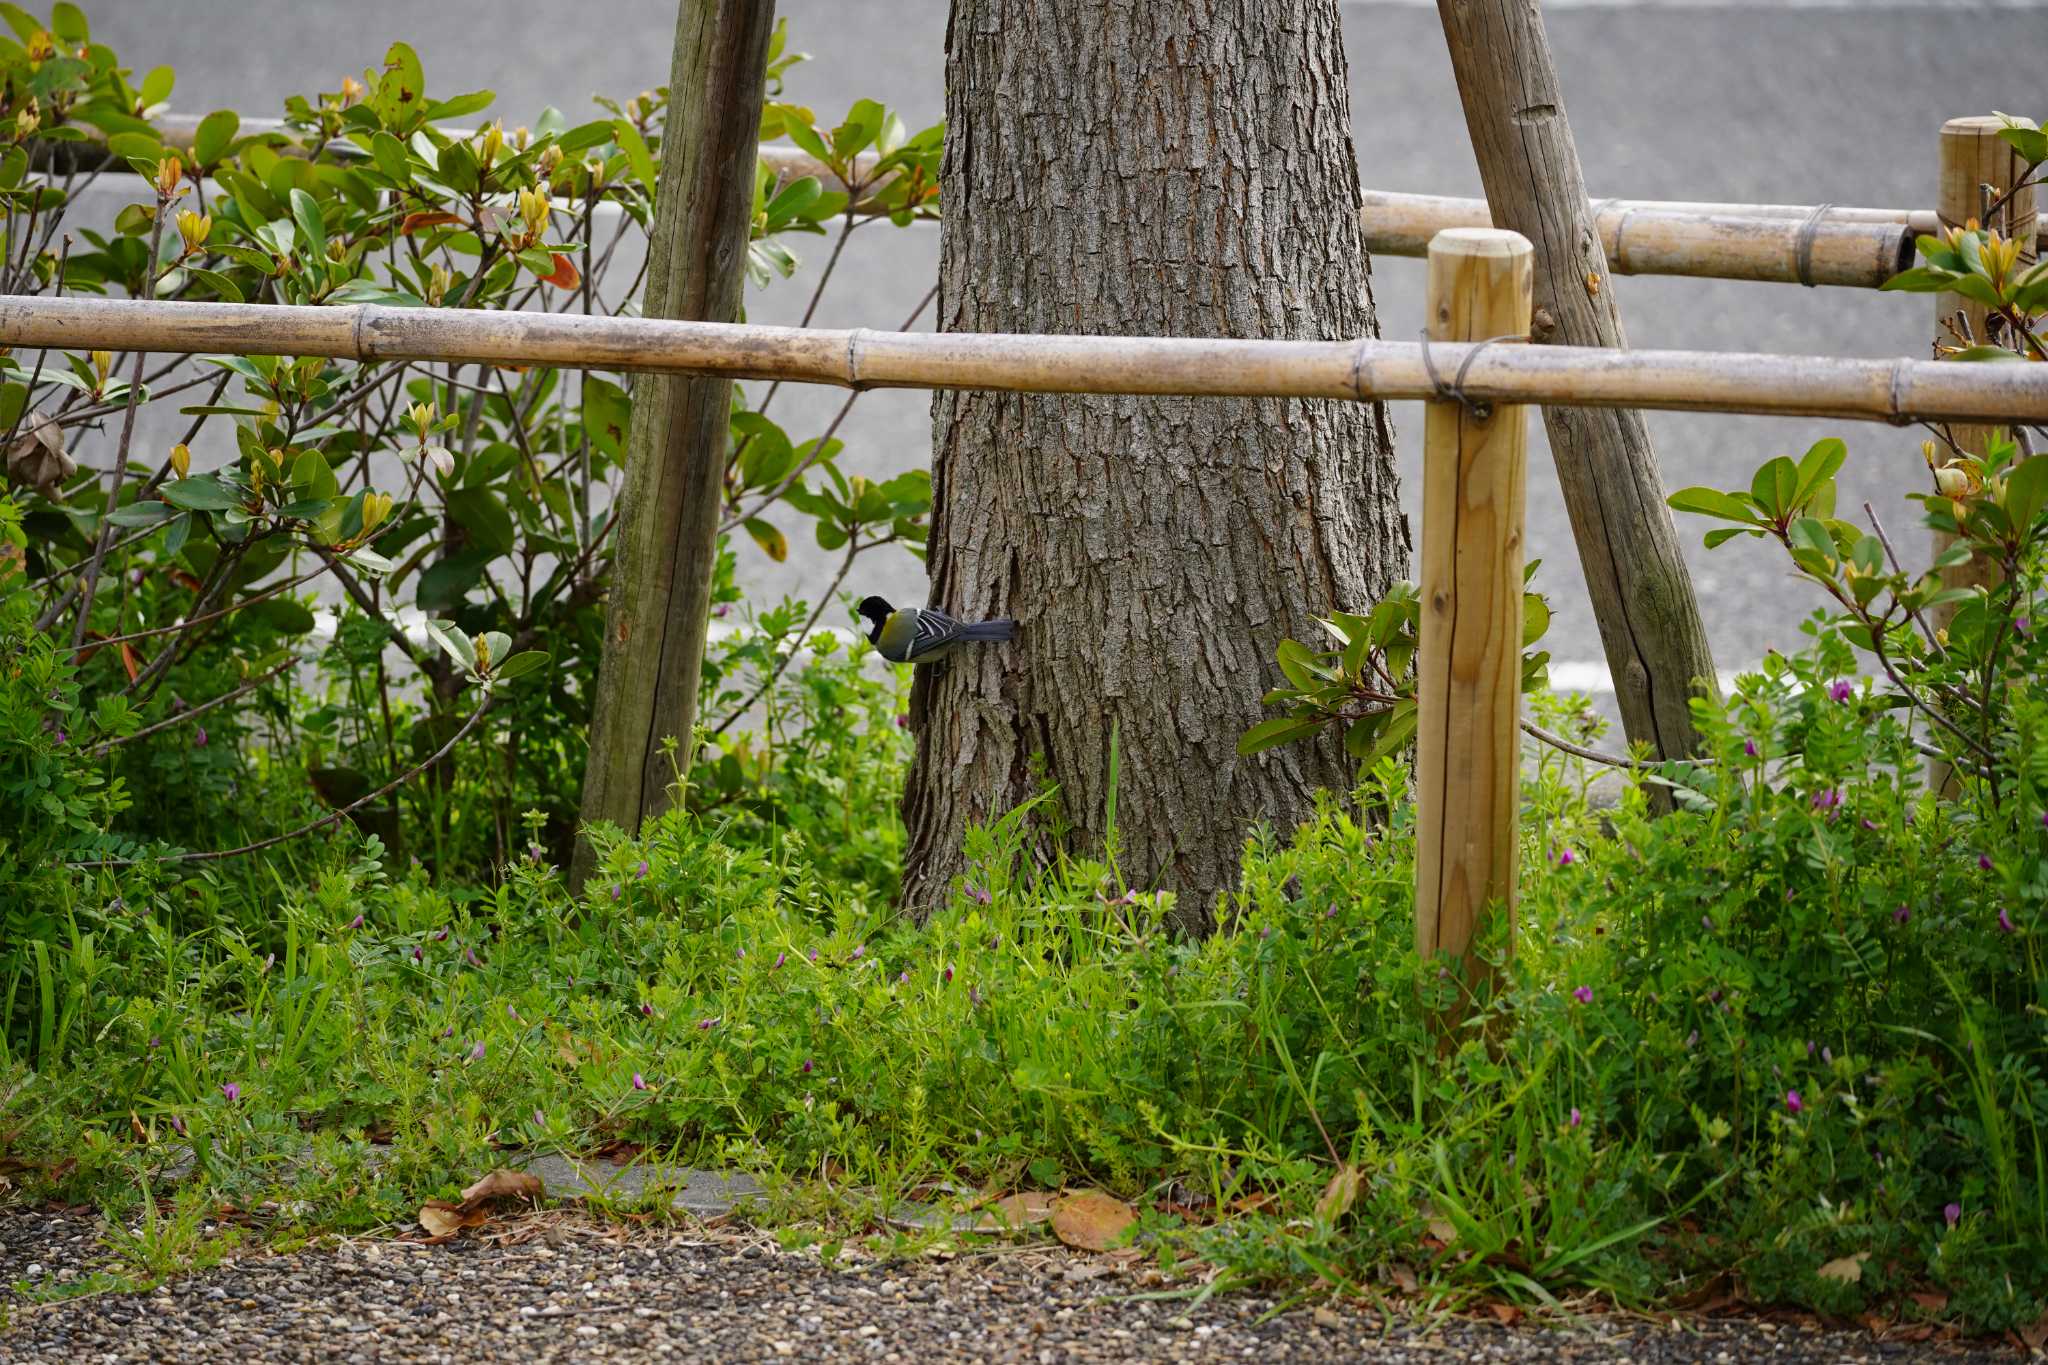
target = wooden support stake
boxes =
[1437,0,1719,768]
[1417,228,1533,999]
[573,0,778,886]
[1928,116,2038,793]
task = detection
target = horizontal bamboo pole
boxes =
[0,295,2041,426]
[1360,191,1918,288]
[83,116,2044,285]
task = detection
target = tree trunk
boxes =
[902,0,1405,920]
[1437,0,1719,763]
[574,0,775,886]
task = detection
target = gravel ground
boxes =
[0,1202,2019,1363]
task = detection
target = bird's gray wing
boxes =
[903,607,967,661]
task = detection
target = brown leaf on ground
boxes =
[1387,1262,1419,1294]
[2021,1309,2048,1351]
[461,1168,545,1205]
[977,1191,1056,1233]
[1487,1303,1522,1326]
[417,1200,486,1242]
[1316,1165,1361,1223]
[1908,1290,1949,1314]
[1051,1190,1136,1252]
[1816,1251,1869,1283]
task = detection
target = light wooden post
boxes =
[1928,117,2037,793]
[1417,228,1533,1000]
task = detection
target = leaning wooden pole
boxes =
[1416,229,1532,1006]
[1437,0,1719,765]
[573,0,777,887]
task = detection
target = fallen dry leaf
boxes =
[1387,1261,1420,1294]
[461,1168,545,1205]
[6,412,73,499]
[417,1199,486,1242]
[1051,1190,1136,1252]
[1426,1216,1458,1245]
[1815,1251,1869,1284]
[1487,1303,1522,1326]
[1316,1165,1362,1223]
[1909,1290,1950,1314]
[977,1190,1056,1233]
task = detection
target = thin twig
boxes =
[69,693,492,868]
[71,204,168,650]
[94,655,298,753]
[1519,718,1712,771]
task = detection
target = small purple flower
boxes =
[1785,1089,1803,1114]
[261,952,274,973]
[411,946,423,963]
[1822,1047,1833,1064]
[1806,1040,1816,1056]
[1743,739,1758,758]
[964,884,992,906]
[808,948,819,963]
[736,947,746,961]
[639,1002,653,1017]
[1569,1107,1582,1128]
[1999,907,2016,934]
[1571,986,1593,1005]
[1811,788,1842,813]
[52,729,65,745]
[943,965,954,983]
[635,860,649,880]
[468,1041,486,1062]
[1860,818,1877,831]
[632,1072,648,1091]
[348,914,363,930]
[220,1081,241,1103]
[1685,1030,1699,1048]
[1701,915,1714,932]
[969,985,984,1007]
[801,1059,814,1074]
[193,725,208,747]
[1944,1202,1962,1229]
[1324,905,1338,919]
[712,603,730,619]
[2041,809,2048,831]
[1555,847,1576,867]
[1828,679,1853,704]
[466,948,482,967]
[850,944,864,961]
[610,884,621,901]
[1894,905,1911,924]
[696,1017,717,1031]
[1260,925,1274,942]
[169,1114,187,1137]
[507,1004,519,1019]
[773,952,786,969]
[533,1108,545,1127]
[1980,854,1995,872]
[440,1026,455,1039]
[894,714,909,730]
[434,929,450,942]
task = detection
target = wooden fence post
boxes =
[1417,228,1533,1002]
[1928,117,2037,792]
[573,1,778,887]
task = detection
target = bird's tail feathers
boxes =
[960,618,1017,642]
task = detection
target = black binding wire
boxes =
[1794,202,1834,289]
[1418,329,1529,421]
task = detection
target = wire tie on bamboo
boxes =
[845,326,874,392]
[1417,329,1530,421]
[1794,202,1835,288]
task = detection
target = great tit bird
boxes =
[857,596,1017,664]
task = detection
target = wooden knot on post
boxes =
[1416,227,1534,1033]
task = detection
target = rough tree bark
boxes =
[902,0,1406,918]
[574,0,776,886]
[1437,0,1719,762]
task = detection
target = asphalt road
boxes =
[74,0,2048,693]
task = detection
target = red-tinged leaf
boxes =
[400,211,462,236]
[168,569,203,593]
[118,642,140,682]
[538,252,580,290]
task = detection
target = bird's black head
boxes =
[856,595,893,646]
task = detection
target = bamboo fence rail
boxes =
[67,116,2038,288]
[0,295,2041,425]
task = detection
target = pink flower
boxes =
[1784,1089,1803,1114]
[894,714,909,730]
[1743,739,1758,758]
[1571,986,1593,1005]
[1999,907,2016,933]
[1980,854,1995,872]
[1811,788,1842,813]
[1893,905,1910,924]
[696,1017,717,1031]
[1569,1107,1582,1128]
[1944,1202,1962,1229]
[773,952,786,969]
[1555,848,1576,867]
[348,914,363,930]
[468,1040,486,1062]
[411,946,423,962]
[532,1108,545,1127]
[943,965,954,983]
[801,1059,813,1074]
[635,860,649,879]
[1828,679,1853,703]
[193,725,208,747]
[220,1081,241,1103]
[632,1072,648,1091]
[610,884,621,901]
[639,1002,653,1017]
[850,944,864,960]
